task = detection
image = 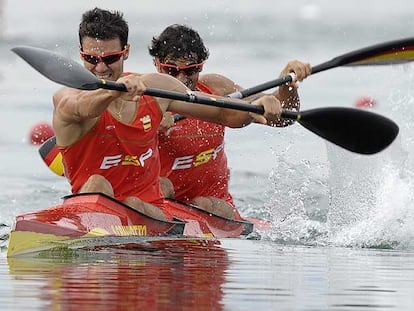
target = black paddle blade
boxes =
[12,46,103,90]
[298,107,399,154]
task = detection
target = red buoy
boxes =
[29,122,54,145]
[354,96,377,109]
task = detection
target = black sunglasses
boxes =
[80,49,126,65]
[159,62,204,77]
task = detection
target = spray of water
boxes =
[262,74,414,250]
[262,147,330,245]
[262,140,414,249]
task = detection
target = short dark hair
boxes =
[79,7,129,48]
[148,24,209,63]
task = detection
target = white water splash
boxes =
[329,162,414,249]
[260,71,414,249]
[261,148,330,245]
[326,79,414,249]
[261,128,414,249]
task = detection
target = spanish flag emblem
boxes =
[141,115,152,132]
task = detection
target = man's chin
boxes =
[96,76,112,81]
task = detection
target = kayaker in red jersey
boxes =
[53,8,306,221]
[149,24,311,219]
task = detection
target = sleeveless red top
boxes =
[61,95,164,203]
[158,82,234,207]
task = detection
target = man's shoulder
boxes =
[199,74,236,95]
[199,73,229,83]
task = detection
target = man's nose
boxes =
[95,61,109,71]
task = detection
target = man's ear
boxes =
[153,57,161,72]
[123,43,130,60]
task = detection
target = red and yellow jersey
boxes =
[158,82,234,207]
[61,95,164,203]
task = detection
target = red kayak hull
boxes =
[14,193,185,238]
[7,193,254,257]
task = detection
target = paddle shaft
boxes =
[76,79,268,114]
[148,88,298,119]
[228,61,367,99]
[228,36,414,98]
[160,43,400,120]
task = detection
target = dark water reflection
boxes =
[6,239,227,311]
[3,239,414,311]
[0,239,414,311]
